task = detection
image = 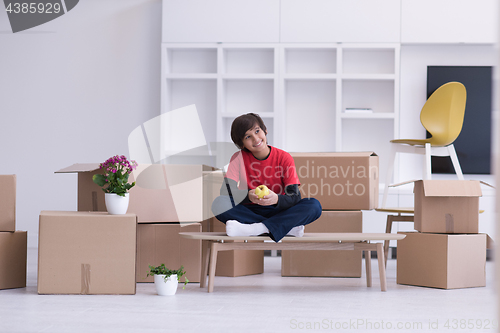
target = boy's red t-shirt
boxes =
[225,146,300,195]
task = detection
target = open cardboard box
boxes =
[290,152,379,210]
[55,164,220,223]
[281,210,362,277]
[388,179,485,234]
[414,179,483,233]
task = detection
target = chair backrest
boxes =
[420,82,467,147]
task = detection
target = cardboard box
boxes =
[0,175,16,232]
[0,231,27,290]
[397,232,486,289]
[281,211,362,277]
[38,211,137,295]
[414,180,482,233]
[210,218,264,277]
[136,223,202,283]
[55,164,218,223]
[290,152,379,210]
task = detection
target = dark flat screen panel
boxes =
[427,66,492,174]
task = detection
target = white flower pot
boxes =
[154,274,178,296]
[105,193,130,215]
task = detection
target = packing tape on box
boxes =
[81,264,91,294]
[445,214,455,233]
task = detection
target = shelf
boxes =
[165,48,217,74]
[341,74,396,80]
[285,48,337,74]
[164,79,217,145]
[224,48,275,74]
[283,74,337,80]
[343,48,396,75]
[340,113,395,119]
[342,80,395,114]
[223,79,274,114]
[284,80,336,152]
[165,74,218,79]
[222,74,275,79]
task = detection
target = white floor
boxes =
[0,248,496,333]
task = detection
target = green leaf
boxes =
[93,174,107,187]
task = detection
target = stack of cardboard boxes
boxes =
[282,153,379,277]
[397,180,487,289]
[55,163,262,285]
[0,175,27,290]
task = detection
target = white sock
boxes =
[286,225,304,237]
[225,220,269,237]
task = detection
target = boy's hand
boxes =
[249,189,278,206]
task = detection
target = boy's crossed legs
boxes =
[212,196,322,242]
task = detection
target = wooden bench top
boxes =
[179,232,406,242]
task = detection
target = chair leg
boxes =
[424,143,432,180]
[382,144,397,208]
[365,250,372,288]
[448,144,464,180]
[384,215,394,267]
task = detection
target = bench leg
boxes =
[200,240,210,288]
[208,242,219,293]
[365,250,372,287]
[384,215,394,267]
[376,243,387,292]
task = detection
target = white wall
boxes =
[0,0,162,247]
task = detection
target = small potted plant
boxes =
[147,264,188,296]
[92,155,138,215]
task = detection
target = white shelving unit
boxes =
[281,43,400,184]
[162,43,400,183]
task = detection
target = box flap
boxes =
[422,180,482,197]
[486,234,495,249]
[55,163,101,173]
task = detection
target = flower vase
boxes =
[154,274,178,296]
[105,193,130,215]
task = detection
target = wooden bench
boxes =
[179,232,406,293]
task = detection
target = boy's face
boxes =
[242,124,268,156]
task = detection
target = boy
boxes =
[211,113,322,242]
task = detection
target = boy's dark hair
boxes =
[230,113,267,150]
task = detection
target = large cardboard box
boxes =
[281,211,362,277]
[414,180,482,233]
[0,175,16,232]
[38,211,137,295]
[55,164,218,223]
[290,152,379,210]
[0,231,27,290]
[397,232,486,289]
[136,223,202,283]
[210,218,264,277]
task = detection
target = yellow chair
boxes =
[381,81,467,208]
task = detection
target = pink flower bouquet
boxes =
[92,155,138,197]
